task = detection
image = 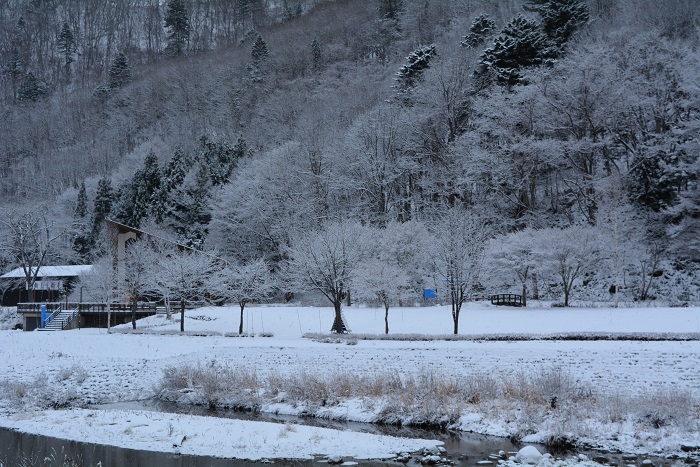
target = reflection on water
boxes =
[0,427,317,467]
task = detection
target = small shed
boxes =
[0,265,93,307]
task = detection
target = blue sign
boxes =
[423,289,437,299]
[40,305,48,328]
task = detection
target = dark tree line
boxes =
[0,0,319,103]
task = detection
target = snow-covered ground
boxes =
[0,302,699,463]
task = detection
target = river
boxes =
[0,400,673,466]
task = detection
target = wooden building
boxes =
[0,265,92,307]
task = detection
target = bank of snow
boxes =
[3,408,441,461]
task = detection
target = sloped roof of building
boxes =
[0,265,93,279]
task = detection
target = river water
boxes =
[0,400,676,466]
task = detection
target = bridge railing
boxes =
[17,302,158,314]
[490,294,524,307]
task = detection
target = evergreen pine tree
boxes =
[92,177,113,238]
[112,183,136,226]
[113,152,162,228]
[393,44,436,101]
[72,181,91,263]
[75,181,88,218]
[4,47,22,101]
[249,34,269,82]
[17,72,46,102]
[57,22,75,80]
[480,15,555,86]
[379,0,404,20]
[92,84,111,101]
[135,151,162,223]
[251,34,269,62]
[525,0,589,47]
[108,52,131,89]
[198,136,238,186]
[234,137,250,159]
[462,14,496,48]
[164,0,190,57]
[628,151,681,212]
[311,39,323,72]
[284,4,295,22]
[153,148,192,223]
[167,163,212,249]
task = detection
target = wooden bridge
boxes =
[489,294,524,307]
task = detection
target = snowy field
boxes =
[0,302,699,463]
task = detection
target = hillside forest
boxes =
[1,0,700,313]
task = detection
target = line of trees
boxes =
[74,210,652,335]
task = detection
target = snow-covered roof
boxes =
[0,265,93,279]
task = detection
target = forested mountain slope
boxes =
[1,0,699,306]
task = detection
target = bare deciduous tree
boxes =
[353,258,411,334]
[431,208,490,334]
[157,246,217,332]
[122,239,157,329]
[533,225,600,306]
[215,257,275,335]
[80,252,117,331]
[487,228,538,306]
[0,209,61,302]
[286,221,366,334]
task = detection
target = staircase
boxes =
[38,308,79,331]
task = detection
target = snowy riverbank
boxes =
[0,302,699,462]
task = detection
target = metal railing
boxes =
[43,305,63,328]
[62,309,80,330]
[18,302,158,314]
[490,293,524,307]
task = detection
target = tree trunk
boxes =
[450,285,461,335]
[532,273,539,300]
[106,302,111,333]
[131,300,137,329]
[239,301,245,335]
[332,300,344,333]
[180,299,186,332]
[522,283,527,307]
[563,286,570,307]
[384,303,389,335]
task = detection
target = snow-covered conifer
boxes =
[525,0,589,47]
[394,44,437,98]
[251,34,269,62]
[108,52,131,89]
[91,177,114,238]
[17,72,46,101]
[462,14,496,49]
[167,163,212,249]
[480,15,555,86]
[164,0,190,57]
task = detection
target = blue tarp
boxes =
[40,305,48,328]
